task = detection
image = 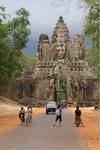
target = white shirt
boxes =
[56,108,62,116]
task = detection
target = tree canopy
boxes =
[0,6,31,87]
[83,0,99,78]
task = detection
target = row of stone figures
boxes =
[10,16,97,105]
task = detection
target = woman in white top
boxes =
[25,105,32,126]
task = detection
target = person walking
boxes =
[28,105,33,124]
[25,105,33,126]
[53,105,62,127]
[25,106,30,126]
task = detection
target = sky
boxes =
[0,0,88,55]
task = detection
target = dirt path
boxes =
[0,107,99,150]
[80,108,100,150]
[69,107,100,150]
[0,107,45,133]
[0,109,90,150]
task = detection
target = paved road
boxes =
[0,109,90,150]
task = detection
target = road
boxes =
[0,108,90,150]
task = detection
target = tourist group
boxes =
[19,105,32,126]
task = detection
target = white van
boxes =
[46,101,57,114]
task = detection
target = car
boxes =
[46,101,57,114]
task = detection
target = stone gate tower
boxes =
[52,16,69,60]
[15,16,97,105]
[35,16,69,102]
[34,16,97,104]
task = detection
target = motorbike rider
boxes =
[74,106,84,127]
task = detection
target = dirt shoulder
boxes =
[0,96,45,133]
[69,107,100,150]
[80,108,100,150]
[0,107,45,134]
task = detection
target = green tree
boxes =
[12,8,30,50]
[21,52,37,69]
[55,72,66,101]
[0,6,30,87]
[83,0,100,78]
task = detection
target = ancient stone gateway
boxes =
[14,16,97,106]
[34,16,97,105]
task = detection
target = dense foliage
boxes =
[0,6,30,87]
[83,0,99,78]
[21,53,37,69]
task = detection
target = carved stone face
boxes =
[52,17,69,60]
[55,43,65,59]
[68,35,84,60]
[39,34,49,44]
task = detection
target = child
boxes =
[53,105,62,127]
[19,107,25,125]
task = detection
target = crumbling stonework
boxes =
[34,16,97,104]
[15,16,97,105]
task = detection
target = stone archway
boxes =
[53,76,67,103]
[53,65,68,104]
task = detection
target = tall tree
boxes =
[83,0,99,78]
[0,6,30,87]
[12,8,30,50]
